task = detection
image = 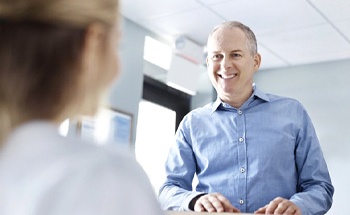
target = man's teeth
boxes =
[220,74,236,79]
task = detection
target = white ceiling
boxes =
[120,0,350,70]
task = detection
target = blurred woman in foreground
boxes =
[0,0,164,214]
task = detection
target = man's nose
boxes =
[220,56,232,71]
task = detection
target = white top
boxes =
[0,121,164,215]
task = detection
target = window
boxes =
[143,36,172,70]
[135,100,176,195]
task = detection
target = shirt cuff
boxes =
[181,192,207,211]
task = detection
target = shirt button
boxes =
[240,167,245,173]
[239,137,244,142]
[239,199,244,205]
[238,110,242,115]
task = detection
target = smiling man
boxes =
[206,21,260,109]
[158,21,334,215]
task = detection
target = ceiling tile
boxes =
[308,0,350,21]
[210,0,327,35]
[137,7,225,45]
[258,45,289,70]
[258,24,350,65]
[197,0,234,6]
[120,0,201,22]
[121,0,350,72]
[333,19,350,40]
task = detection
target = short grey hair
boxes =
[208,21,258,56]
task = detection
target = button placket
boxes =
[240,167,245,173]
[236,107,247,212]
[239,199,244,205]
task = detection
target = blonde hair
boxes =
[0,0,118,28]
[0,0,119,144]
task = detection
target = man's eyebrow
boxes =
[207,51,222,56]
[208,49,243,53]
[230,49,243,53]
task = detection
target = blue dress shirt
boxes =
[158,86,334,215]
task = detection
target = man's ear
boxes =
[253,53,261,71]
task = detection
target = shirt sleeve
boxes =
[158,115,205,211]
[290,102,334,215]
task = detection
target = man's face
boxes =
[206,27,260,103]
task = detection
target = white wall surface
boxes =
[255,59,350,215]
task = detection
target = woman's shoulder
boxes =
[0,121,163,215]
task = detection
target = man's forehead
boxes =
[210,27,245,39]
[207,27,247,51]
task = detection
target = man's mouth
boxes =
[218,73,237,80]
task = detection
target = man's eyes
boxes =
[211,54,223,60]
[231,53,242,58]
[210,53,241,61]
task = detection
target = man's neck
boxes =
[221,89,253,109]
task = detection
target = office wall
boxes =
[108,17,175,151]
[254,59,350,215]
[191,65,215,110]
[107,18,147,151]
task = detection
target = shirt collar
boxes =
[211,84,270,114]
